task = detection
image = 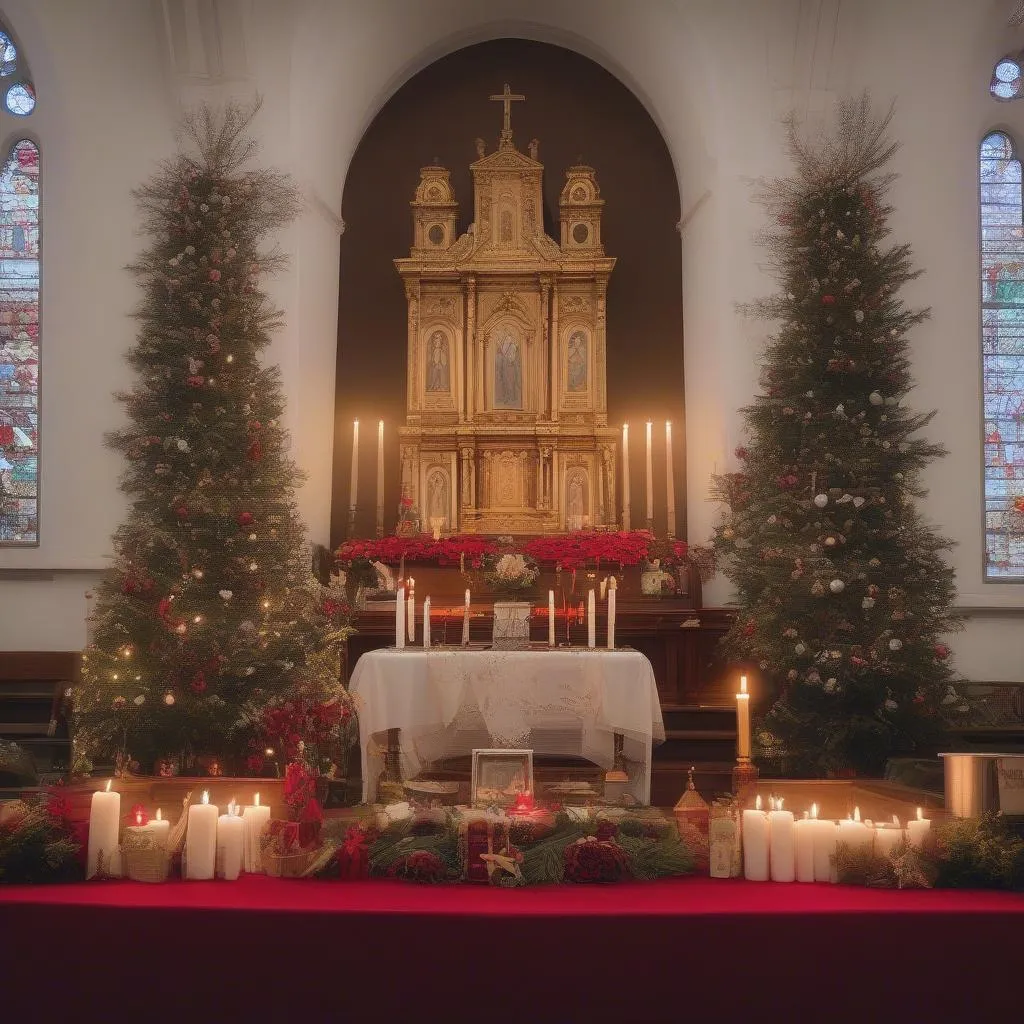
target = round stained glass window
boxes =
[6,82,35,116]
[0,32,16,76]
[995,59,1021,84]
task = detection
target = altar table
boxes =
[349,647,665,804]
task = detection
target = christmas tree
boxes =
[75,102,349,775]
[712,97,964,777]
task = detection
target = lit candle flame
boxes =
[755,794,762,811]
[202,790,209,805]
[740,675,748,695]
[156,808,162,821]
[254,792,260,807]
[811,802,818,820]
[135,811,143,825]
[853,806,861,822]
[105,779,112,793]
[778,797,784,811]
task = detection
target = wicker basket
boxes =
[261,844,319,878]
[121,834,171,883]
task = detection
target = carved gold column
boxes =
[406,281,420,416]
[540,276,552,419]
[465,276,476,419]
[550,283,559,423]
[596,279,608,421]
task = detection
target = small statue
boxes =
[528,138,539,161]
[475,137,486,159]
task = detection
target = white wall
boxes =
[1,0,1022,682]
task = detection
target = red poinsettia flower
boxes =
[821,294,836,305]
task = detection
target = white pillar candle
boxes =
[587,589,596,648]
[86,779,121,880]
[907,807,931,849]
[742,795,770,881]
[607,576,617,650]
[645,420,654,524]
[242,793,272,873]
[462,588,471,646]
[873,823,904,859]
[810,804,839,882]
[423,596,431,648]
[665,420,676,538]
[375,419,384,537]
[407,578,415,642]
[216,800,244,881]
[395,585,406,649]
[838,807,873,855]
[794,812,816,883]
[185,790,219,880]
[147,808,171,850]
[349,419,359,515]
[736,675,751,760]
[621,423,631,530]
[768,798,796,882]
[548,590,555,647]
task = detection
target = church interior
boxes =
[2,2,1024,1021]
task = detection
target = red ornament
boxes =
[246,439,263,462]
[934,643,950,660]
[128,803,149,827]
[237,511,254,527]
[821,294,836,305]
[1014,496,1024,514]
[208,269,221,282]
[186,375,205,388]
[175,505,189,519]
[190,671,207,694]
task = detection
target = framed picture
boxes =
[471,749,534,808]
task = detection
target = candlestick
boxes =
[423,596,431,648]
[86,779,121,879]
[376,419,384,538]
[548,590,555,647]
[736,676,751,760]
[742,794,770,881]
[185,790,219,880]
[407,578,415,643]
[216,800,244,880]
[395,584,406,649]
[621,423,631,530]
[242,793,272,873]
[907,807,931,849]
[607,576,617,649]
[794,810,816,883]
[665,420,676,537]
[349,419,359,534]
[645,420,654,526]
[587,589,596,648]
[462,588,471,646]
[810,804,839,882]
[768,797,796,882]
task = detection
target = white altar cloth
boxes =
[349,648,665,805]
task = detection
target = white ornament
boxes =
[813,494,828,508]
[133,694,145,706]
[163,692,175,706]
[852,496,865,508]
[829,579,845,593]
[854,310,864,323]
[885,699,898,711]
[888,638,903,651]
[824,679,838,693]
[869,391,883,405]
[219,589,233,600]
[824,536,836,547]
[795,643,807,655]
[862,597,875,609]
[176,438,190,452]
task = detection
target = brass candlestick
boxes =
[732,756,759,806]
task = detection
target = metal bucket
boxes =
[940,753,1002,818]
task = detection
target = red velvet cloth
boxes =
[2,875,1021,1022]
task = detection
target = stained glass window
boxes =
[0,139,39,543]
[991,57,1023,101]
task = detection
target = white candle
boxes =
[407,578,415,642]
[607,576,617,649]
[375,419,384,537]
[587,589,596,648]
[147,808,170,849]
[548,590,555,647]
[794,812,816,883]
[873,823,904,859]
[423,596,431,648]
[349,419,359,514]
[838,807,873,856]
[185,790,219,880]
[599,577,607,601]
[665,420,676,537]
[768,798,796,882]
[736,676,751,760]
[462,588,471,646]
[810,805,839,882]
[907,807,931,849]
[645,420,654,524]
[86,779,121,880]
[395,584,406,649]
[742,795,770,881]
[621,423,631,530]
[242,793,272,873]
[216,800,244,881]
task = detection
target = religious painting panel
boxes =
[492,324,523,410]
[425,329,451,394]
[564,466,590,531]
[566,327,589,393]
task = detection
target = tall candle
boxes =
[621,423,631,530]
[810,804,839,882]
[587,589,596,648]
[607,576,617,650]
[242,793,272,873]
[600,577,608,601]
[838,807,873,855]
[548,590,555,647]
[86,779,121,879]
[185,790,219,880]
[349,419,359,516]
[148,808,170,850]
[736,676,751,759]
[742,795,770,881]
[768,798,796,882]
[423,596,431,648]
[907,807,931,849]
[665,420,676,537]
[395,584,406,649]
[216,800,244,881]
[645,420,654,524]
[407,578,415,642]
[873,823,904,858]
[375,419,384,537]
[462,588,471,646]
[794,811,816,883]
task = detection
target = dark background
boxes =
[332,38,684,546]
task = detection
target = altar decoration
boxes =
[709,798,741,878]
[673,768,710,870]
[0,790,83,885]
[710,95,965,778]
[121,828,170,883]
[471,749,534,808]
[74,100,351,778]
[86,779,121,879]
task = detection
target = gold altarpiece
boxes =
[395,85,618,535]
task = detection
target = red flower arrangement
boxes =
[261,695,351,764]
[387,849,447,883]
[563,836,631,883]
[336,534,498,569]
[524,530,660,569]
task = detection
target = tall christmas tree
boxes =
[712,97,964,777]
[75,102,349,775]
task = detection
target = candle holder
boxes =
[346,504,358,539]
[732,756,759,806]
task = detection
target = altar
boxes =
[349,647,664,804]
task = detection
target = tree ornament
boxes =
[811,581,826,596]
[869,391,883,405]
[163,691,175,706]
[884,699,898,711]
[829,579,845,593]
[814,493,828,508]
[795,643,807,655]
[824,678,838,693]
[862,597,875,609]
[888,638,903,651]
